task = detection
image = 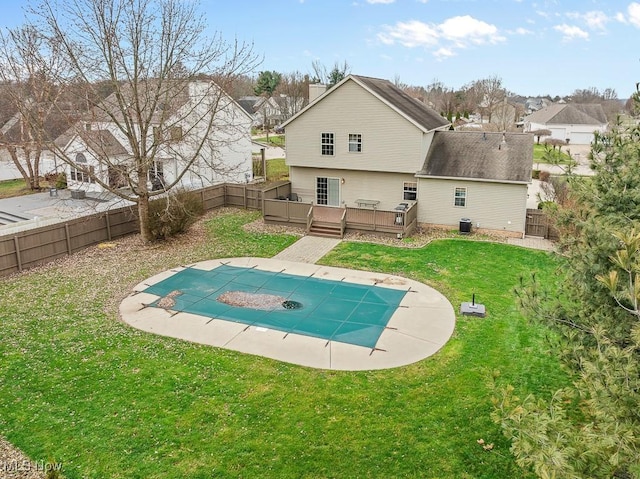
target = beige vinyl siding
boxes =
[286,79,425,173]
[417,178,527,233]
[290,166,417,210]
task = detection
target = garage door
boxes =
[569,132,593,145]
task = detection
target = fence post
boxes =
[243,185,247,209]
[64,224,72,254]
[201,188,206,211]
[13,236,22,272]
[105,212,112,241]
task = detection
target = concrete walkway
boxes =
[507,236,555,251]
[273,235,342,263]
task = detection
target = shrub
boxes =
[538,170,551,182]
[147,189,204,241]
[55,173,67,189]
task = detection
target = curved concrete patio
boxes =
[119,257,456,371]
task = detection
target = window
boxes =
[454,187,467,207]
[317,177,328,204]
[321,133,334,156]
[169,126,183,142]
[70,153,95,183]
[148,160,164,182]
[403,182,417,201]
[316,177,340,206]
[348,134,362,153]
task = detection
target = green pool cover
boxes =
[144,265,408,348]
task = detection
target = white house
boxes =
[58,80,254,193]
[281,75,533,236]
[523,103,608,145]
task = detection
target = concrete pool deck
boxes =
[119,257,456,371]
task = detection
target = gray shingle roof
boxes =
[525,103,607,125]
[418,131,533,183]
[282,74,449,131]
[84,130,128,156]
[352,75,449,131]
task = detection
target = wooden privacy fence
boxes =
[0,181,290,278]
[525,208,559,240]
[0,207,139,277]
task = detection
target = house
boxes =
[279,74,532,236]
[58,80,253,193]
[0,107,71,181]
[238,95,284,128]
[523,103,608,145]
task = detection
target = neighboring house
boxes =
[238,95,284,128]
[0,109,69,181]
[524,97,550,115]
[523,103,608,145]
[57,80,253,193]
[281,74,532,236]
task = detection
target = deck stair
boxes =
[308,220,343,238]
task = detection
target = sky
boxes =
[3,0,639,99]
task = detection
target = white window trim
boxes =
[454,187,467,207]
[321,132,334,156]
[348,133,362,153]
[403,181,417,201]
[316,176,341,206]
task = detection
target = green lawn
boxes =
[253,134,285,147]
[533,143,573,164]
[0,210,568,478]
[266,158,288,181]
[0,178,31,199]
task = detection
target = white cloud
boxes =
[379,20,439,47]
[512,27,533,35]
[367,0,395,3]
[553,24,589,41]
[434,47,455,60]
[439,15,505,46]
[377,15,504,58]
[567,10,609,30]
[629,2,640,27]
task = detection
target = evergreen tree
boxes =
[494,87,640,478]
[254,70,282,97]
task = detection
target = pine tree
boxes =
[493,87,640,478]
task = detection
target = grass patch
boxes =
[533,144,573,164]
[0,178,31,199]
[253,135,285,147]
[266,158,288,181]
[0,210,568,478]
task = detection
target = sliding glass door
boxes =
[316,177,340,206]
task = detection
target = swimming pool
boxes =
[144,264,407,349]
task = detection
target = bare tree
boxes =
[274,71,309,120]
[0,25,71,190]
[530,128,552,144]
[23,0,258,241]
[311,60,350,88]
[473,76,506,124]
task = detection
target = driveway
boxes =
[528,144,594,208]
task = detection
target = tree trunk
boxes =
[137,194,152,242]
